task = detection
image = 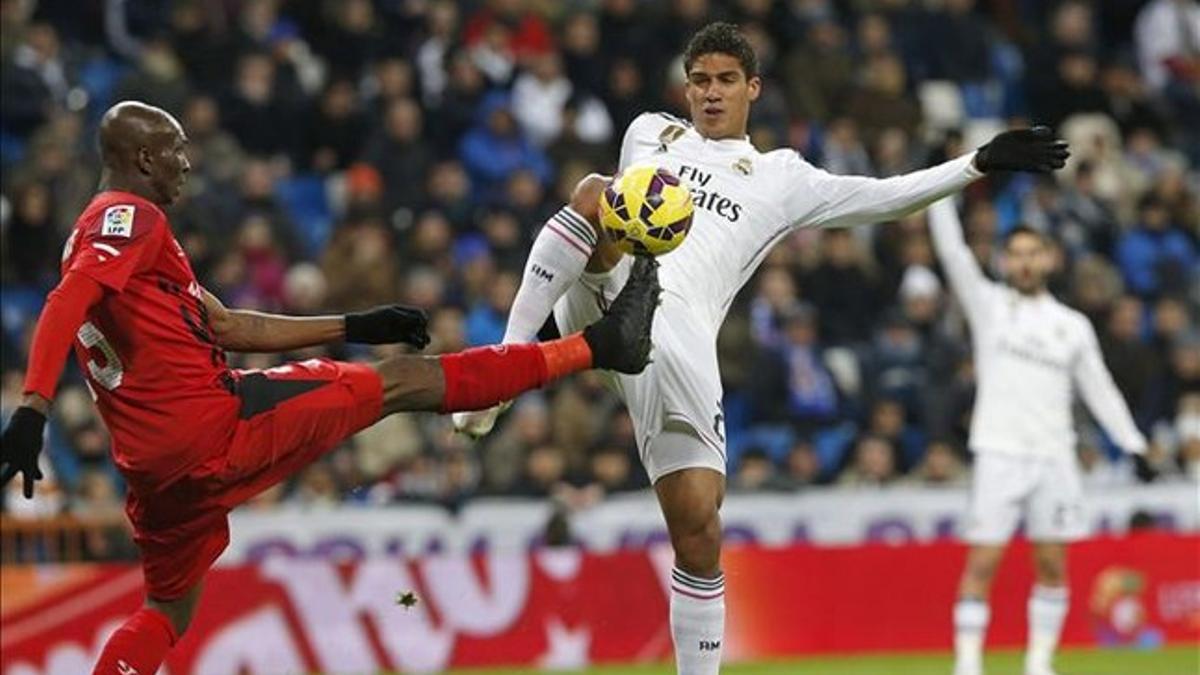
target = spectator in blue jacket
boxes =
[458,90,553,204]
[1116,194,1197,299]
[749,303,841,434]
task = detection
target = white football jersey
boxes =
[618,112,984,329]
[927,199,1147,459]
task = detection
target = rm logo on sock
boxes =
[699,640,721,651]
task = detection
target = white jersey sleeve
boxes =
[782,152,983,230]
[927,197,999,327]
[1072,319,1149,454]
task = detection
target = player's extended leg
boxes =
[1024,542,1069,675]
[92,583,202,675]
[499,173,623,345]
[954,544,1005,675]
[453,174,625,436]
[90,262,659,675]
[377,253,657,416]
[654,432,727,675]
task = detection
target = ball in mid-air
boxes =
[599,164,694,257]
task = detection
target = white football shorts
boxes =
[964,450,1087,545]
[554,256,727,482]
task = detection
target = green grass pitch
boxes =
[441,646,1199,675]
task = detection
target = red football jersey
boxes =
[62,191,237,492]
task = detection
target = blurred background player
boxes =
[0,100,660,675]
[455,23,1068,674]
[927,197,1148,675]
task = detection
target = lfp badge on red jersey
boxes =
[101,205,135,238]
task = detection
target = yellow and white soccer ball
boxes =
[598,163,694,257]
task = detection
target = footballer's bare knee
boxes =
[656,467,725,577]
[670,508,722,577]
[569,174,625,273]
[1032,542,1067,586]
[569,173,609,226]
[959,545,1004,598]
[372,355,444,415]
[147,583,203,636]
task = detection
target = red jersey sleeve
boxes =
[22,271,105,400]
[68,201,167,292]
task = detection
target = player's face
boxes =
[146,119,191,206]
[685,53,761,140]
[1002,232,1050,295]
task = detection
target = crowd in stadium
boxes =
[1,0,1197,526]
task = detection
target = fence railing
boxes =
[0,514,135,564]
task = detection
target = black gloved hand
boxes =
[1,406,46,499]
[974,126,1069,173]
[345,305,430,349]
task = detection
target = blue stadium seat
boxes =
[79,57,129,124]
[0,130,26,167]
[0,286,45,346]
[960,81,1004,119]
[813,422,859,481]
[990,42,1028,118]
[720,390,750,439]
[727,424,796,470]
[275,174,332,257]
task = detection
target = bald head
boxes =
[98,101,190,206]
[99,101,182,169]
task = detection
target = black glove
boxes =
[974,126,1069,173]
[1,406,46,499]
[345,304,430,348]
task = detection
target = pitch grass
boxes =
[441,646,1199,675]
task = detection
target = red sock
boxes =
[93,607,177,675]
[439,334,592,412]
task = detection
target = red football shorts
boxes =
[125,358,383,600]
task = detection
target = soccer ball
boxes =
[599,164,694,257]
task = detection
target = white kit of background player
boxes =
[927,198,1147,675]
[455,23,1069,675]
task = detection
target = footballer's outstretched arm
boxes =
[787,127,1069,231]
[2,271,105,497]
[201,289,345,352]
[927,198,995,325]
[201,289,431,352]
[792,152,984,231]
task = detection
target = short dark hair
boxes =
[683,22,759,78]
[1004,224,1047,249]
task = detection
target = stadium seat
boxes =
[0,286,45,346]
[721,390,751,439]
[959,81,1004,119]
[0,130,26,167]
[728,425,796,470]
[79,57,129,124]
[275,174,333,258]
[990,41,1028,118]
[813,422,859,481]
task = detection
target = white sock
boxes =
[669,566,725,675]
[501,206,596,344]
[1026,585,1068,674]
[954,598,990,675]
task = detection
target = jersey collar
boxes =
[694,128,753,149]
[95,189,169,223]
